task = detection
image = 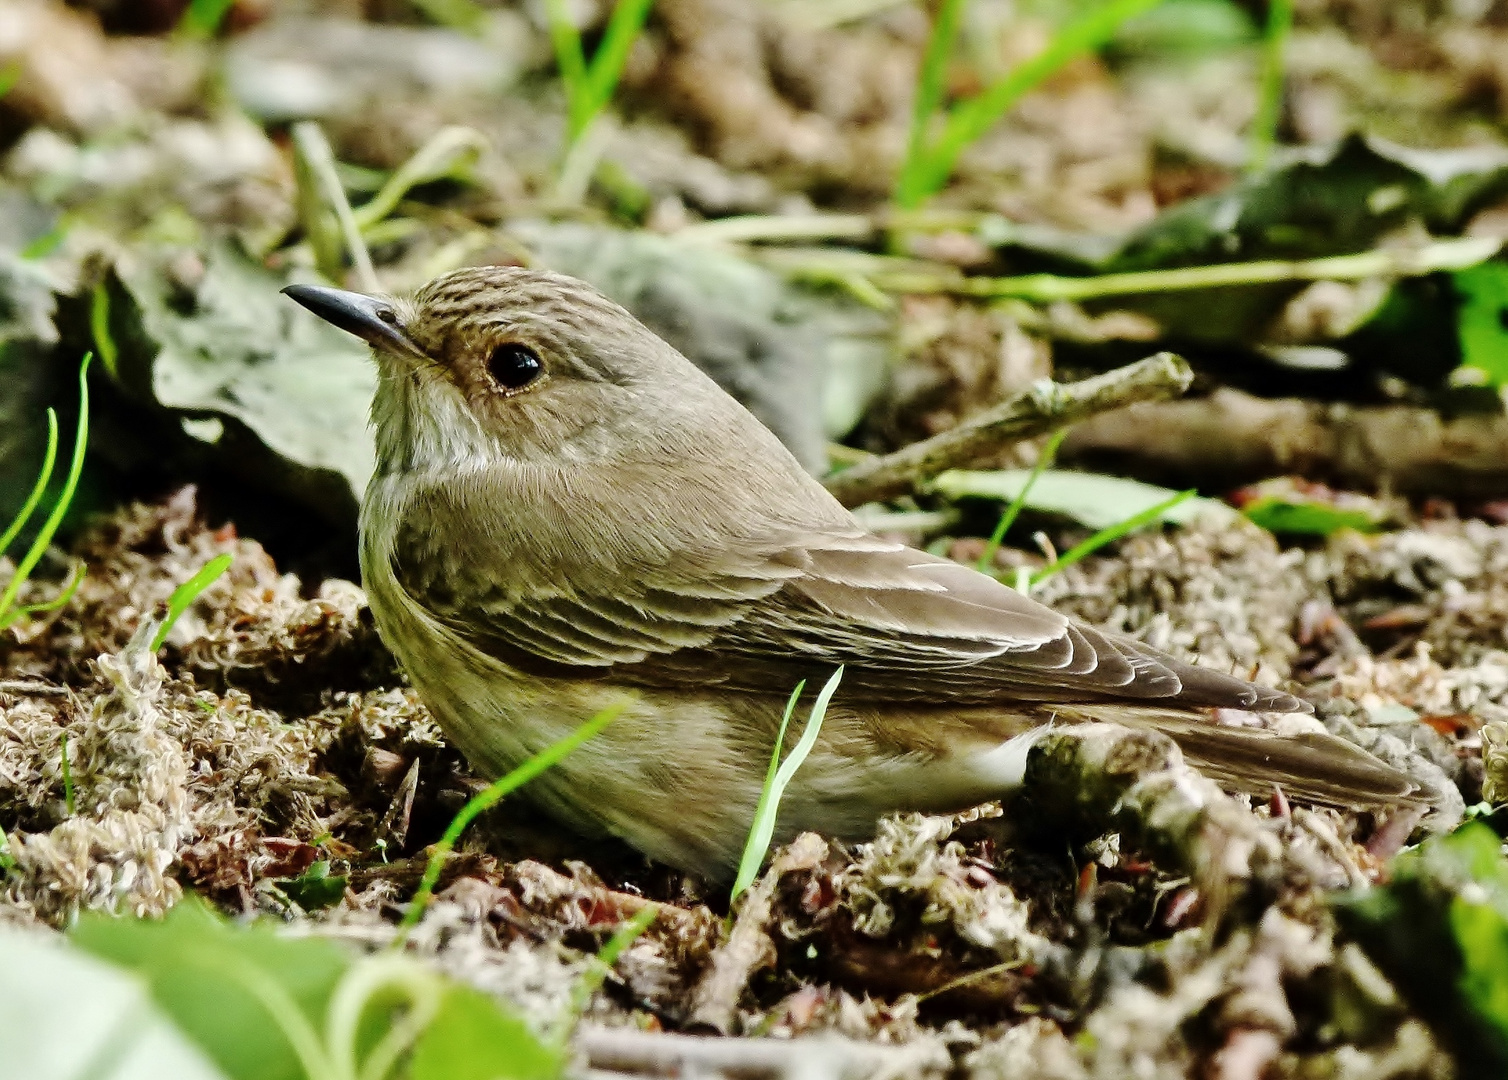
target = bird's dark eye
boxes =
[486,343,543,391]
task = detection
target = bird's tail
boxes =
[1056,704,1428,809]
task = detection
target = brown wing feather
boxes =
[1062,706,1425,807]
[391,484,1306,712]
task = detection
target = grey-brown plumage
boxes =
[283,267,1420,879]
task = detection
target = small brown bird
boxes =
[284,268,1417,879]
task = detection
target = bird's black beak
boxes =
[282,283,425,359]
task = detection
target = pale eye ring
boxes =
[486,343,543,391]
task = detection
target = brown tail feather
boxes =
[1059,705,1427,809]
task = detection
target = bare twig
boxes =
[1062,386,1508,499]
[1014,722,1351,932]
[0,680,67,696]
[823,352,1193,507]
[573,1026,948,1080]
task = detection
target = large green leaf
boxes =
[70,896,565,1080]
[113,243,377,499]
[1453,260,1508,387]
[929,468,1233,530]
[72,898,360,1080]
[408,984,562,1080]
[0,925,230,1080]
[1333,822,1508,1076]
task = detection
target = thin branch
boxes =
[0,680,67,696]
[574,1026,947,1079]
[871,236,1502,302]
[823,352,1193,507]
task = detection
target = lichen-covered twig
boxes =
[0,680,66,696]
[823,353,1193,507]
[574,1025,948,1079]
[871,236,1501,301]
[1016,723,1352,919]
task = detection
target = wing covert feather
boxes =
[388,483,1305,712]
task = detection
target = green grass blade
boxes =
[0,409,58,558]
[1030,487,1195,586]
[544,0,592,135]
[552,904,658,1047]
[584,0,655,122]
[176,0,236,38]
[730,667,844,905]
[0,354,90,628]
[898,0,1165,206]
[731,681,806,902]
[409,0,490,34]
[0,60,22,100]
[351,127,486,232]
[16,561,85,617]
[1248,0,1293,172]
[151,553,234,651]
[976,428,1067,574]
[898,0,968,207]
[398,702,627,937]
[90,284,118,379]
[773,667,842,793]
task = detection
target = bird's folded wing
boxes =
[391,507,1304,712]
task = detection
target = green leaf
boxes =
[409,984,562,1080]
[1240,496,1381,536]
[177,0,236,37]
[0,924,230,1080]
[930,468,1233,531]
[111,243,376,524]
[1333,823,1508,1075]
[1110,0,1257,57]
[277,860,349,913]
[71,898,361,1080]
[1455,896,1508,1035]
[1454,259,1508,387]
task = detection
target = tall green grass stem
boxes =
[1249,0,1294,172]
[976,428,1068,573]
[90,284,118,378]
[552,905,658,1048]
[545,0,655,144]
[730,667,845,904]
[1030,488,1195,585]
[874,235,1501,301]
[397,703,627,938]
[0,410,57,558]
[0,354,91,628]
[896,0,1165,207]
